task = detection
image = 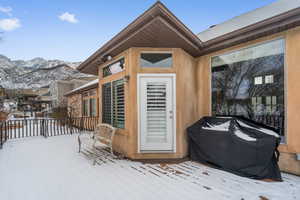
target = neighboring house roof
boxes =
[78,1,300,74]
[65,79,99,96]
[40,91,51,97]
[197,0,300,42]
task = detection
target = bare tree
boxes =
[213,52,285,126]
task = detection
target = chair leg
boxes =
[78,136,81,153]
[93,140,97,165]
[110,142,113,155]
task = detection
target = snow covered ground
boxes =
[0,135,299,200]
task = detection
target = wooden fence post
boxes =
[0,122,3,149]
[80,117,84,132]
[41,119,47,138]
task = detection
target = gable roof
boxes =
[77,1,202,74]
[78,1,300,74]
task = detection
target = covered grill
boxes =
[187,116,282,181]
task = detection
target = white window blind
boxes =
[146,82,167,143]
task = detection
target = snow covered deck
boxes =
[0,135,299,200]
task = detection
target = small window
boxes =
[83,99,89,116]
[90,98,97,117]
[265,75,274,84]
[254,76,263,85]
[140,53,172,68]
[103,58,125,77]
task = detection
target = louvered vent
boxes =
[112,79,125,128]
[146,82,167,143]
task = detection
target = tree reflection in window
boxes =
[211,39,285,140]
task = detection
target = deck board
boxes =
[0,134,299,200]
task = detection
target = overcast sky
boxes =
[0,0,276,62]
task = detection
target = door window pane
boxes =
[211,39,285,139]
[140,53,172,68]
[146,82,167,143]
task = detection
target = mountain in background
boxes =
[0,55,94,89]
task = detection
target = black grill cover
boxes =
[187,116,282,181]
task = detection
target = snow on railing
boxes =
[0,117,99,149]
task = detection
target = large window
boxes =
[211,39,285,140]
[102,79,125,128]
[140,53,172,68]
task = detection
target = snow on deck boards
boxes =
[0,135,299,200]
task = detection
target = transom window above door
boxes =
[140,53,172,68]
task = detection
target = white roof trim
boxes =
[66,79,98,95]
[197,0,300,42]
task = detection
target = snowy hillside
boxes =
[0,55,93,89]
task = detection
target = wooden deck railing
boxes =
[0,117,99,149]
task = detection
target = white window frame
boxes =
[254,76,263,85]
[265,75,274,84]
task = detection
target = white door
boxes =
[138,74,176,152]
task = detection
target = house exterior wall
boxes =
[195,26,300,175]
[57,82,74,108]
[67,93,82,117]
[98,50,130,156]
[50,81,73,108]
[82,88,99,117]
[97,47,198,160]
[50,80,90,108]
[93,25,300,174]
[66,86,99,118]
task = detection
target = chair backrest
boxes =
[94,123,116,144]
